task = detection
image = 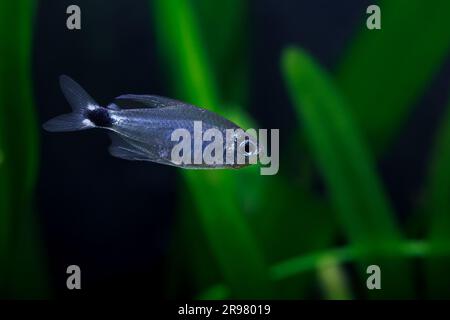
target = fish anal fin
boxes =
[108,133,153,161]
[109,146,152,161]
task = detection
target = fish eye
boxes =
[239,140,257,156]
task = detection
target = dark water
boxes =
[34,0,449,298]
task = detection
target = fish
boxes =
[43,75,262,169]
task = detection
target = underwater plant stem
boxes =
[316,255,353,300]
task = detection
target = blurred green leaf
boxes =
[192,0,249,106]
[425,94,450,298]
[283,47,400,245]
[0,0,48,298]
[152,0,219,109]
[249,177,336,298]
[200,239,434,299]
[281,47,413,298]
[153,0,340,299]
[152,0,272,298]
[186,171,274,298]
[272,240,430,282]
[337,0,450,153]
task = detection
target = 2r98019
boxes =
[222,304,271,315]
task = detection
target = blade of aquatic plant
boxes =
[272,240,430,281]
[199,240,433,299]
[283,47,400,246]
[192,0,249,106]
[249,177,338,299]
[172,187,224,298]
[152,0,272,298]
[424,95,450,298]
[152,0,332,299]
[0,0,48,298]
[152,0,219,109]
[337,0,450,153]
[282,47,413,298]
[186,171,273,298]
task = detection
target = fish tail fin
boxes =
[43,75,105,132]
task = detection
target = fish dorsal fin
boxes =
[113,94,184,109]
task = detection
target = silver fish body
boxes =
[43,75,260,169]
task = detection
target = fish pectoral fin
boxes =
[113,94,184,109]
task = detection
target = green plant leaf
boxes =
[199,239,434,299]
[0,0,48,298]
[337,0,450,153]
[151,0,337,299]
[152,0,219,109]
[191,0,249,106]
[281,47,413,298]
[151,0,272,298]
[283,47,400,245]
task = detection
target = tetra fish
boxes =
[43,75,261,169]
